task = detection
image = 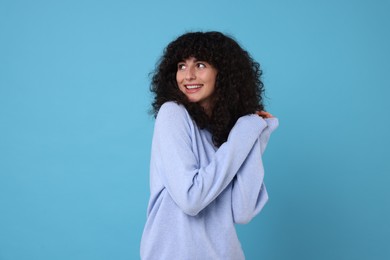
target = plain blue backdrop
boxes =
[1,0,389,259]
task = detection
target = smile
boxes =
[185,84,203,89]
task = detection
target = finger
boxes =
[256,111,273,118]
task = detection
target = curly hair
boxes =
[150,31,265,147]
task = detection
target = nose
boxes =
[185,67,196,80]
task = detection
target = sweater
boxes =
[140,101,278,260]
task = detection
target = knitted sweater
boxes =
[140,102,278,260]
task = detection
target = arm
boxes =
[232,118,279,224]
[151,102,266,216]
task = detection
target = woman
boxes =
[140,31,278,259]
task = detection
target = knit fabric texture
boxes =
[141,102,279,259]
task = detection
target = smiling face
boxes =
[176,57,218,115]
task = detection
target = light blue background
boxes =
[1,0,389,259]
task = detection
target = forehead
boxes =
[178,56,213,65]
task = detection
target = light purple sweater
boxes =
[140,102,278,259]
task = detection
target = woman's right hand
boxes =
[256,111,274,118]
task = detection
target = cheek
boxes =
[209,74,217,88]
[176,74,185,91]
[208,70,217,83]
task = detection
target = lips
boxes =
[185,84,203,90]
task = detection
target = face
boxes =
[176,57,218,114]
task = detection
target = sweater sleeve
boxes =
[151,102,266,216]
[231,118,279,224]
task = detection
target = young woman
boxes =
[140,31,278,259]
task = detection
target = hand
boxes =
[256,110,274,118]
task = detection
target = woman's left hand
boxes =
[256,111,274,118]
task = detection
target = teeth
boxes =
[186,85,202,89]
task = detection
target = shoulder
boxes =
[157,101,189,120]
[158,101,187,115]
[156,101,193,128]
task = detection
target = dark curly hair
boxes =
[150,31,265,147]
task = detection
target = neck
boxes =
[200,103,213,118]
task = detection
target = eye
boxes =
[177,63,186,70]
[196,63,206,69]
